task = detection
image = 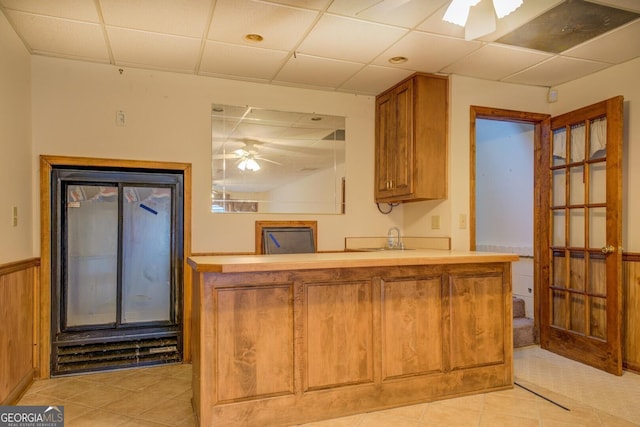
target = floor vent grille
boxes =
[54,336,181,375]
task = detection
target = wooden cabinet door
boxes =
[540,96,623,375]
[375,90,394,198]
[374,79,414,201]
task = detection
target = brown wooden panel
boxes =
[381,277,442,379]
[305,281,373,390]
[623,260,640,372]
[216,285,294,402]
[449,273,505,369]
[0,266,35,404]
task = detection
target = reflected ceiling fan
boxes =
[213,139,282,172]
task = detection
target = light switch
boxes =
[458,214,467,229]
[12,206,18,227]
[431,215,440,230]
[116,110,126,126]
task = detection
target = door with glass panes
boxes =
[52,168,184,375]
[540,96,623,375]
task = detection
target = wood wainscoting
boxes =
[0,258,40,404]
[623,253,640,373]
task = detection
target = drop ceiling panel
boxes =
[274,54,363,89]
[0,0,100,22]
[442,44,552,81]
[297,14,407,63]
[563,20,640,64]
[340,65,414,94]
[208,0,319,51]
[200,41,288,80]
[503,55,610,86]
[327,0,449,28]
[6,11,109,60]
[100,0,212,39]
[374,31,482,72]
[107,27,201,72]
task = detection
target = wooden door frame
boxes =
[39,155,192,379]
[469,106,551,336]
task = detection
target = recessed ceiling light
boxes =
[244,33,264,42]
[388,56,408,64]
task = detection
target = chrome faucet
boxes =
[387,226,402,249]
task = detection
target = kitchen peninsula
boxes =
[188,250,518,426]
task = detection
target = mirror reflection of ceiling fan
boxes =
[358,0,523,40]
[213,139,282,172]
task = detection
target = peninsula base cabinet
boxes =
[190,260,513,426]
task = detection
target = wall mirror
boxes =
[211,104,346,214]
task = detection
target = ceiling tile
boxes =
[0,0,100,21]
[264,0,332,10]
[563,19,640,64]
[339,65,413,95]
[208,0,319,51]
[99,0,213,39]
[503,56,610,86]
[297,14,407,63]
[107,27,201,72]
[5,10,109,60]
[328,0,448,28]
[200,41,288,80]
[274,54,364,89]
[442,44,552,81]
[374,31,482,73]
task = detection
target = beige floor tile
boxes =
[358,411,423,427]
[377,403,426,420]
[479,412,541,427]
[110,371,164,392]
[66,408,133,427]
[137,398,194,425]
[422,403,482,426]
[482,392,541,420]
[296,413,365,427]
[102,391,172,417]
[64,383,135,408]
[138,377,191,399]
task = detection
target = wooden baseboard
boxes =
[1,369,34,405]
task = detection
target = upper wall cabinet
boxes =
[374,73,448,203]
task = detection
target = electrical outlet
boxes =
[431,215,440,230]
[458,214,467,229]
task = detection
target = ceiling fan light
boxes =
[238,158,260,172]
[492,0,523,19]
[443,0,481,26]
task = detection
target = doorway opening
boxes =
[470,106,550,341]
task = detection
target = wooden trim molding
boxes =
[39,155,192,378]
[0,258,40,276]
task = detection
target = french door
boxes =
[51,168,184,375]
[540,96,624,375]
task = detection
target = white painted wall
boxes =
[475,119,534,254]
[0,13,32,264]
[30,56,402,254]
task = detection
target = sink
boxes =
[356,247,415,252]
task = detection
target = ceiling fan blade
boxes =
[465,0,496,40]
[258,157,283,166]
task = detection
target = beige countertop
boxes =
[187,249,519,273]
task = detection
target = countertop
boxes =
[187,249,519,273]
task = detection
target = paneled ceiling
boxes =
[2,0,640,95]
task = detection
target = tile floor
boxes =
[16,346,640,426]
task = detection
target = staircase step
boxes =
[513,316,535,348]
[513,296,526,318]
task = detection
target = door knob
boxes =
[601,245,615,254]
